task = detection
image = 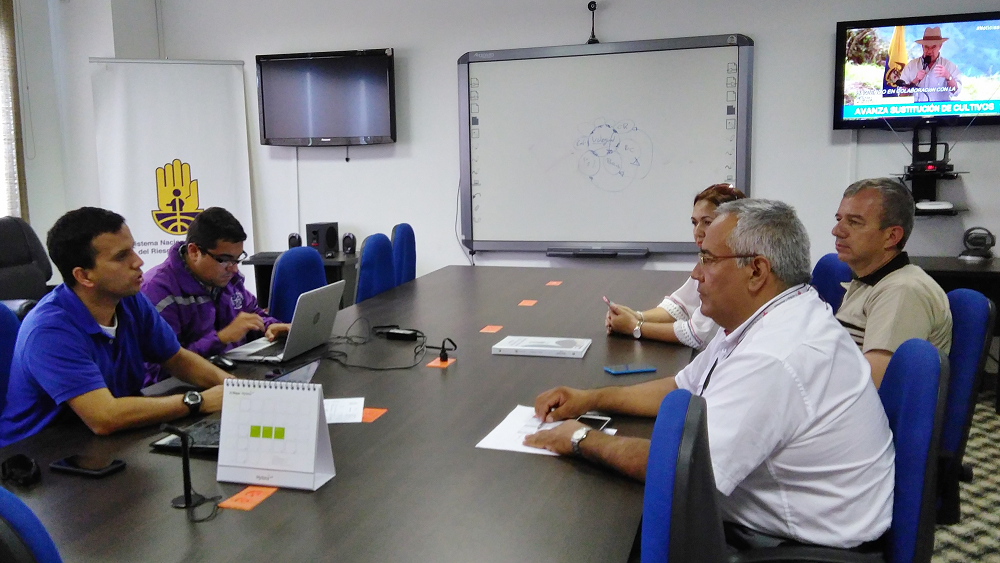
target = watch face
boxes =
[184,391,202,406]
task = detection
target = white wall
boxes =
[16,0,1000,280]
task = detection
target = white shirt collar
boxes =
[720,283,812,355]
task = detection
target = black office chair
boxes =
[0,216,53,319]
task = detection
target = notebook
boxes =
[225,280,345,364]
[491,336,592,358]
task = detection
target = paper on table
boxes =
[476,405,563,456]
[324,397,364,423]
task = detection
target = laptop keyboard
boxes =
[248,341,285,357]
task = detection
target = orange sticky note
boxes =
[480,325,503,333]
[518,300,537,306]
[362,408,387,423]
[546,281,563,286]
[219,486,278,511]
[426,357,457,368]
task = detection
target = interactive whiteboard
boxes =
[457,35,754,255]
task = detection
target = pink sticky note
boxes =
[546,281,563,286]
[480,325,503,333]
[518,300,537,307]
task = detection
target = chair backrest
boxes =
[268,247,328,323]
[942,289,995,461]
[0,303,20,416]
[391,223,416,286]
[355,234,395,303]
[810,253,852,313]
[0,485,62,563]
[0,217,52,301]
[937,289,995,523]
[878,338,948,563]
[642,389,726,563]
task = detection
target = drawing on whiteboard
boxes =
[574,118,653,192]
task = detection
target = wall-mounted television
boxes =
[256,49,396,146]
[834,11,1000,130]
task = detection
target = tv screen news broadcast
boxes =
[834,11,1000,129]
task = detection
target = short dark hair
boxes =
[185,207,247,249]
[693,183,747,207]
[843,178,915,250]
[47,207,126,288]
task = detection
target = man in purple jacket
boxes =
[141,207,289,385]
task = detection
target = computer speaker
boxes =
[342,233,356,254]
[306,222,339,255]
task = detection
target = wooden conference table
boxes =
[1,265,693,563]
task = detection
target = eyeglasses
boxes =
[198,247,248,266]
[697,252,757,266]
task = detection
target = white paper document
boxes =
[324,397,365,423]
[476,405,565,456]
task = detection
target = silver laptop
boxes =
[224,280,345,363]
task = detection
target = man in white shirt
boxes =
[526,199,894,550]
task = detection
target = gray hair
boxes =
[843,177,915,250]
[715,199,812,287]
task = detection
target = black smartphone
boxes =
[604,364,657,376]
[49,455,126,478]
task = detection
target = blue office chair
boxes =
[0,303,20,416]
[810,253,853,313]
[0,486,63,562]
[937,289,995,524]
[268,247,328,323]
[732,338,947,563]
[642,389,726,563]
[879,339,947,563]
[355,234,395,303]
[391,223,416,286]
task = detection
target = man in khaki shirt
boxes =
[832,177,952,387]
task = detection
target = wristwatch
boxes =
[633,319,644,339]
[570,426,592,456]
[182,390,203,415]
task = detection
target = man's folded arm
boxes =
[162,347,230,388]
[592,376,678,418]
[66,388,189,436]
[579,432,651,482]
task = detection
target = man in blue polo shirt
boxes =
[0,207,230,447]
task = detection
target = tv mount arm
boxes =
[904,124,957,202]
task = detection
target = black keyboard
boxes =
[151,418,221,453]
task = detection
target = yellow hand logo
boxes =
[151,159,204,235]
[156,159,200,212]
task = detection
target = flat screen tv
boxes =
[256,49,396,146]
[834,11,1000,129]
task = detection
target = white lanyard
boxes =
[699,284,810,395]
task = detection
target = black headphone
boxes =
[1,454,40,487]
